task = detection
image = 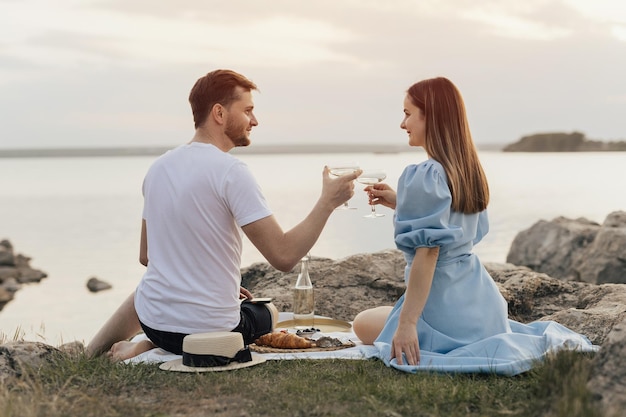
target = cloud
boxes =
[566,0,626,23]
[0,0,359,72]
[1,0,625,149]
[614,25,626,41]
[461,10,572,40]
[2,0,623,74]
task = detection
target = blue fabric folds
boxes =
[366,159,598,375]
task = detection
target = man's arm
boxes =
[242,166,360,272]
[139,219,148,266]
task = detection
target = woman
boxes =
[353,77,597,375]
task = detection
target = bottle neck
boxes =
[295,258,312,287]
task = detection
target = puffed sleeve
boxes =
[394,160,463,253]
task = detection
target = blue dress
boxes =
[365,159,598,375]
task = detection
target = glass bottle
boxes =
[292,253,314,329]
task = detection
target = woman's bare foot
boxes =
[107,339,156,361]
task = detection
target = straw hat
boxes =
[159,332,266,372]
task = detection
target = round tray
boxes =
[275,317,352,333]
[250,340,355,354]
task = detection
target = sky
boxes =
[1,0,625,149]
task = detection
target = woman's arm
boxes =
[391,246,439,365]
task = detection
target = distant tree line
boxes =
[503,131,626,152]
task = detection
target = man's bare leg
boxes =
[108,339,156,361]
[86,292,142,357]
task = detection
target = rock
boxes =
[0,266,17,281]
[0,341,61,383]
[1,277,21,293]
[0,240,48,311]
[58,340,85,357]
[241,249,406,322]
[588,316,626,416]
[505,216,598,281]
[486,262,626,345]
[14,253,47,283]
[86,277,112,293]
[0,240,15,266]
[506,211,626,284]
[487,262,585,321]
[0,287,12,311]
[578,212,626,284]
[15,266,47,284]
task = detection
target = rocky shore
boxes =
[0,240,47,312]
[2,211,626,414]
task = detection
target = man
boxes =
[86,69,360,359]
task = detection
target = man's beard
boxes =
[225,120,250,147]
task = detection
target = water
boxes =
[0,151,625,345]
[292,287,315,328]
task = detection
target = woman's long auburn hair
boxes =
[407,77,489,214]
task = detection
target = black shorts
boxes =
[139,300,273,355]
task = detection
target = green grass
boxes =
[0,349,601,417]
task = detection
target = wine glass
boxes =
[328,163,360,210]
[357,169,387,218]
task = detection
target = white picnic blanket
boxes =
[124,313,372,365]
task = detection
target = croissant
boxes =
[254,331,314,349]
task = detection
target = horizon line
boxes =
[0,142,505,158]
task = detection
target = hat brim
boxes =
[159,353,266,372]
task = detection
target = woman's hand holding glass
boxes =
[357,170,388,218]
[363,182,397,213]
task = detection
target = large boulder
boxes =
[0,341,61,384]
[578,211,626,284]
[486,262,626,345]
[242,249,406,322]
[506,211,626,284]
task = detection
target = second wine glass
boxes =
[328,163,360,210]
[357,169,387,218]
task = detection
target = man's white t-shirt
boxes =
[134,142,272,334]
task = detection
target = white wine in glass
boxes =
[357,169,387,218]
[328,163,360,210]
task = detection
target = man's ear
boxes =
[211,103,225,124]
